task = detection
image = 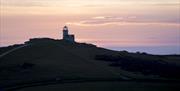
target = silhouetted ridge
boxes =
[0,38,180,89]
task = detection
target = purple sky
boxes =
[0,0,180,54]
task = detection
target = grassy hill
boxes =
[0,38,180,91]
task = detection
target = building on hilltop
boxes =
[62,26,75,42]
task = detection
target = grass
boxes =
[0,38,180,90]
[17,81,180,91]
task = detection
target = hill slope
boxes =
[0,38,123,87]
[0,38,180,90]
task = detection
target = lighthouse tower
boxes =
[62,26,75,42]
[63,26,69,39]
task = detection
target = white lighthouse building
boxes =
[62,26,75,42]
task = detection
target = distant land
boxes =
[107,46,180,55]
[0,38,180,91]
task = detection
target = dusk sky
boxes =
[0,0,180,54]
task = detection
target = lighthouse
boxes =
[62,26,75,42]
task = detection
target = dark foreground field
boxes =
[0,38,180,91]
[17,81,180,91]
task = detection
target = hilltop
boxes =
[0,38,180,91]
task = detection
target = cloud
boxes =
[152,3,180,6]
[1,0,45,7]
[92,16,124,20]
[66,16,128,26]
[66,16,180,26]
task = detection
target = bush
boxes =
[21,62,35,69]
[95,54,180,79]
